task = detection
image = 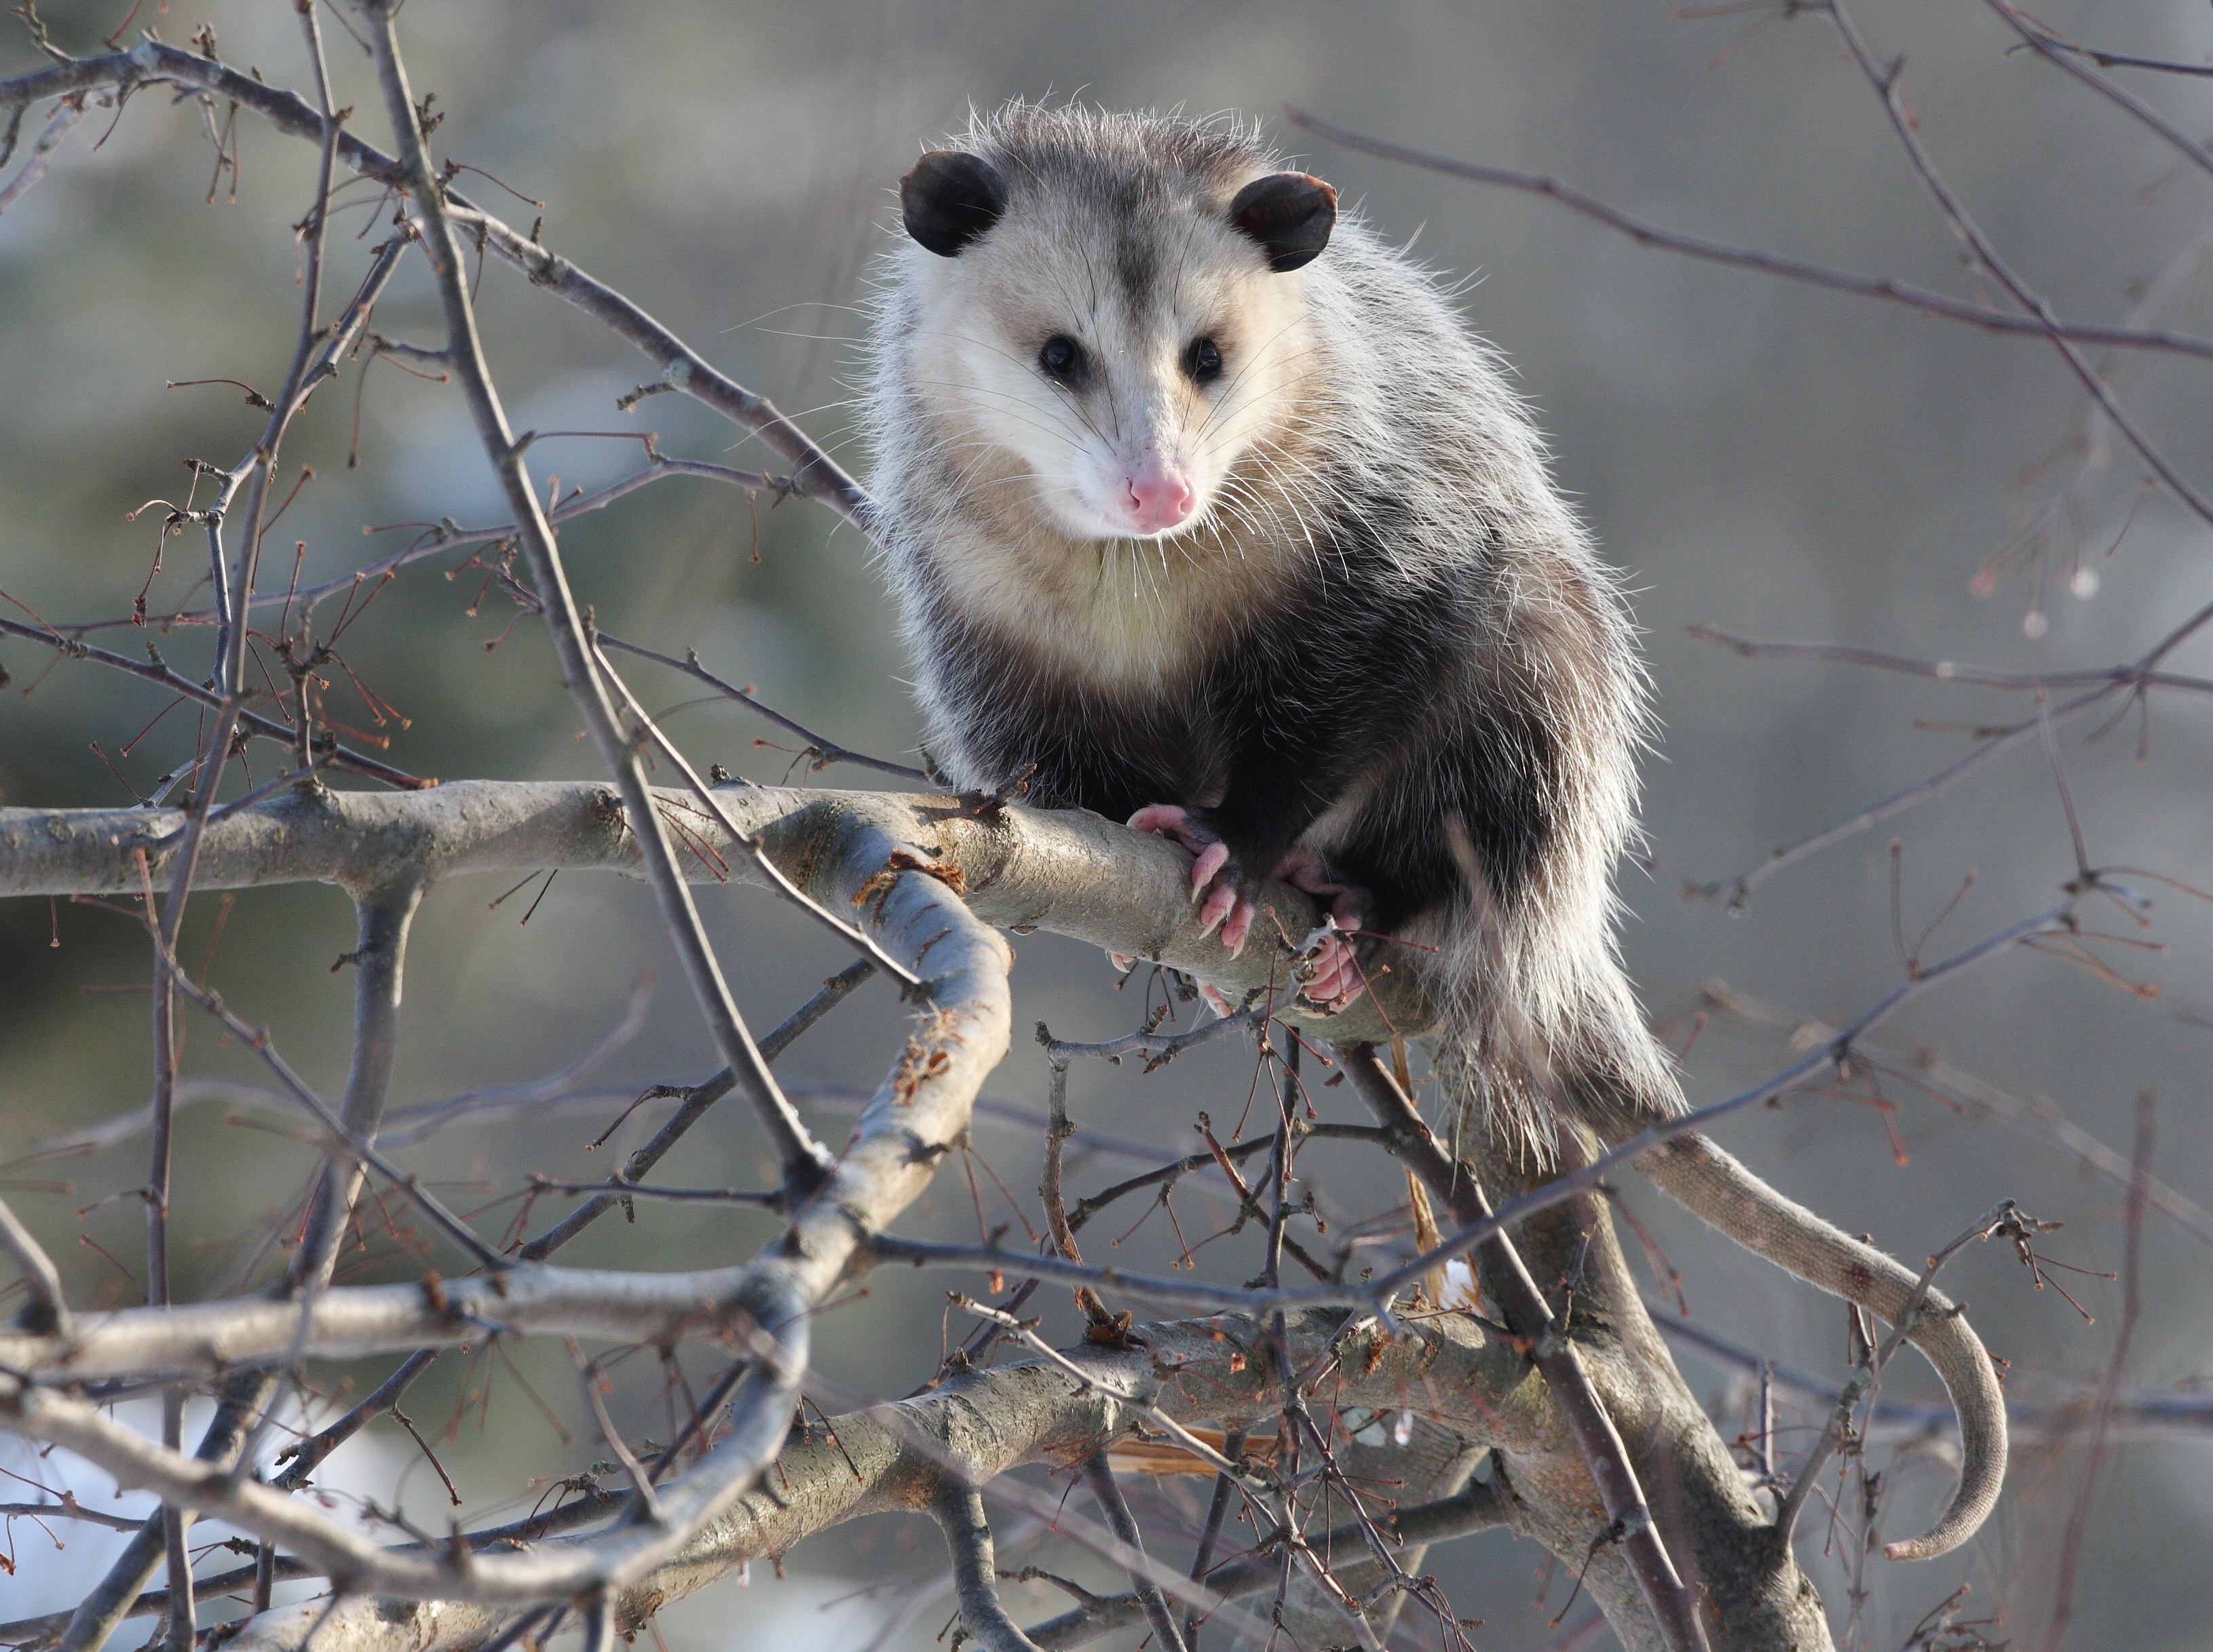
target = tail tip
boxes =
[1882,1518,1973,1564]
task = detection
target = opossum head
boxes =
[892,126,1337,544]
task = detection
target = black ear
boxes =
[1227,172,1338,272]
[901,151,1008,257]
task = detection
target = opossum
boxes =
[862,102,2003,1562]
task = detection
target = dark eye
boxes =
[1184,337,1224,384]
[1038,334,1086,384]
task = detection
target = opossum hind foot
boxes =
[1295,920,1366,1012]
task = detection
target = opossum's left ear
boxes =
[902,152,1008,256]
[1228,172,1338,272]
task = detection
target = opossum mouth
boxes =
[1074,504,1217,547]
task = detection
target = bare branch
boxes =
[1286,108,2213,362]
[1078,1451,1188,1652]
[0,94,81,216]
[0,1193,70,1337]
[933,1480,1044,1652]
[358,4,835,1191]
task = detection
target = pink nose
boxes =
[1124,459,1194,534]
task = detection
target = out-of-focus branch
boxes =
[66,455,793,642]
[1286,108,2213,362]
[1986,1,2213,181]
[0,41,867,524]
[1686,587,2213,904]
[1653,1309,2213,1443]
[1078,1452,1188,1652]
[0,613,429,791]
[1684,685,2111,906]
[594,634,929,782]
[0,1193,70,1337]
[1692,978,2213,1254]
[1824,0,2213,533]
[1687,625,2213,697]
[0,94,81,215]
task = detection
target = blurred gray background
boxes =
[2,0,2211,1645]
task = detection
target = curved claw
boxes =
[1190,838,1231,895]
[1198,879,1257,953]
[1129,803,1254,955]
[1197,981,1240,1018]
[1127,801,1198,842]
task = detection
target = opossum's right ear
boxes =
[901,152,1008,256]
[1228,172,1338,272]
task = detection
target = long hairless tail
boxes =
[1630,1128,2007,1562]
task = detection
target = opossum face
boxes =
[898,153,1336,545]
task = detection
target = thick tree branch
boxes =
[0,782,1424,1039]
[1340,1047,1708,1652]
[1,774,1016,1614]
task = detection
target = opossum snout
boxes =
[1122,453,1194,535]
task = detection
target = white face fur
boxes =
[896,161,1331,549]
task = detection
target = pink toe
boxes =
[1276,850,1342,900]
[1298,931,1367,1011]
[1198,982,1238,1018]
[1197,881,1238,936]
[1219,896,1254,955]
[1127,803,1186,834]
[1190,839,1230,892]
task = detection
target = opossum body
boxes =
[863,102,2003,1560]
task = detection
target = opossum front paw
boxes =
[1127,803,1259,953]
